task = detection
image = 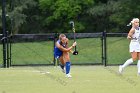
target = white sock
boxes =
[137,60,140,74]
[122,58,133,68]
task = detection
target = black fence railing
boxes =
[0,32,130,67]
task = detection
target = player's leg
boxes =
[59,55,65,73]
[119,52,137,73]
[122,52,137,68]
[137,52,140,75]
[63,52,72,77]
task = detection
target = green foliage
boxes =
[39,0,94,33]
[88,0,140,32]
[0,8,2,31]
[109,0,140,32]
[1,0,140,33]
[9,0,37,34]
[0,0,37,34]
[88,0,122,32]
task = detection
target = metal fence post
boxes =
[101,32,104,65]
[53,33,58,66]
[9,0,14,67]
[9,35,12,66]
[2,0,7,68]
[6,31,10,68]
[103,30,107,66]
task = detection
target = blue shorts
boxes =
[54,47,63,58]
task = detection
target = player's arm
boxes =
[127,28,135,40]
[69,50,74,53]
[65,38,76,54]
[65,38,75,54]
[56,42,76,52]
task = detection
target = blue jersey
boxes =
[54,40,66,58]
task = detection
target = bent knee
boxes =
[64,58,70,62]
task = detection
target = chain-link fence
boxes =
[106,33,132,65]
[11,34,54,66]
[9,33,103,66]
[0,32,134,66]
[66,33,103,65]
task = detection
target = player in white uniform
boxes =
[119,18,140,75]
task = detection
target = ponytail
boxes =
[127,18,139,26]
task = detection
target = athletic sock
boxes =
[137,60,140,74]
[122,58,133,68]
[60,64,64,69]
[66,62,71,74]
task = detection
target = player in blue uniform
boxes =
[54,34,77,78]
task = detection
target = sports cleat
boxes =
[60,65,65,73]
[65,74,72,78]
[119,65,123,74]
[137,72,140,76]
[138,68,140,76]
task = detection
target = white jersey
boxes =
[129,27,140,52]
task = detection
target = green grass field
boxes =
[0,37,132,65]
[0,66,139,93]
[0,37,139,93]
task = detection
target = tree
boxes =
[2,0,139,33]
[88,0,140,32]
[0,0,37,34]
[88,0,122,32]
[109,0,140,32]
[0,7,2,33]
[39,0,94,33]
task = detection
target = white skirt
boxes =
[129,41,140,52]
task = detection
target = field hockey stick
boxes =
[69,21,78,55]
